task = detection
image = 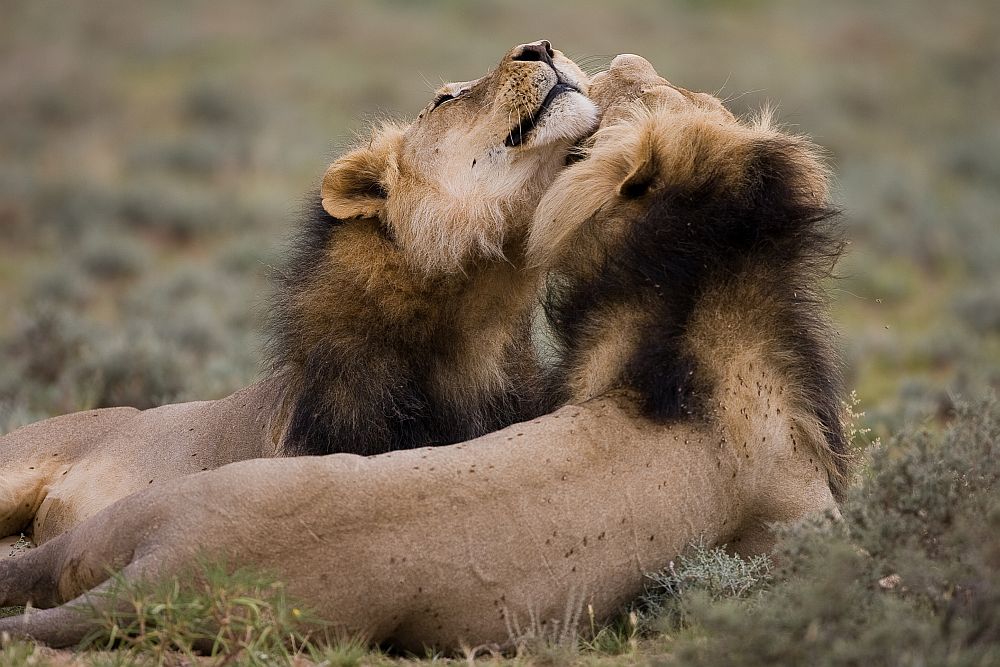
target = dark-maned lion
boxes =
[0,41,598,545]
[0,55,848,651]
[533,54,851,501]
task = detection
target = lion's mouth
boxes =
[505,82,580,148]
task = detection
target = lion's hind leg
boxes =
[0,556,157,648]
[0,407,139,541]
[0,466,48,542]
[0,531,65,609]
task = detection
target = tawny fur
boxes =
[0,56,846,652]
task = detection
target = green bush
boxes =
[73,327,189,409]
[1,309,89,386]
[666,396,1000,666]
[116,183,232,243]
[126,134,241,178]
[26,266,95,309]
[182,80,259,130]
[641,542,772,633]
[79,236,149,282]
[0,640,51,667]
[956,277,1000,335]
[32,180,116,238]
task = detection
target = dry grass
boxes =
[1,0,997,663]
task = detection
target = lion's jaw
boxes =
[389,41,598,274]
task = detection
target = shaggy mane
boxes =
[262,196,528,456]
[542,110,852,498]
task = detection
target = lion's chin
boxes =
[520,92,599,151]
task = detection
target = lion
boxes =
[532,54,851,502]
[0,55,848,652]
[0,40,598,545]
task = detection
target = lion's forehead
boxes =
[590,54,733,129]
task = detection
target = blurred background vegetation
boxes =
[1,0,997,438]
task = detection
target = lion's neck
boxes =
[266,203,542,456]
[688,276,846,492]
[550,253,847,500]
[543,132,850,493]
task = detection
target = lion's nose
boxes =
[512,40,555,66]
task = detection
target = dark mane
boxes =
[275,195,345,290]
[262,196,529,457]
[543,135,850,496]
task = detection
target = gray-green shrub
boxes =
[667,396,1000,666]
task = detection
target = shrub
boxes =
[182,80,259,130]
[26,266,94,308]
[116,183,231,243]
[79,237,149,282]
[955,277,1000,335]
[641,542,772,633]
[0,399,49,435]
[220,237,278,276]
[73,327,189,409]
[126,134,239,178]
[32,180,116,238]
[666,396,1000,666]
[1,309,89,386]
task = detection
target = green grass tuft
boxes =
[79,557,320,666]
[0,640,54,667]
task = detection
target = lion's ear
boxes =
[321,128,403,220]
[618,138,658,200]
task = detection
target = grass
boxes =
[0,0,997,663]
[79,559,318,665]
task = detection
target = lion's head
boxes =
[269,43,597,457]
[529,54,829,282]
[320,40,598,274]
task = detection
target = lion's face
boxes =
[530,55,837,418]
[322,41,598,274]
[412,40,597,168]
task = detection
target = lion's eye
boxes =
[431,93,455,110]
[430,88,471,112]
